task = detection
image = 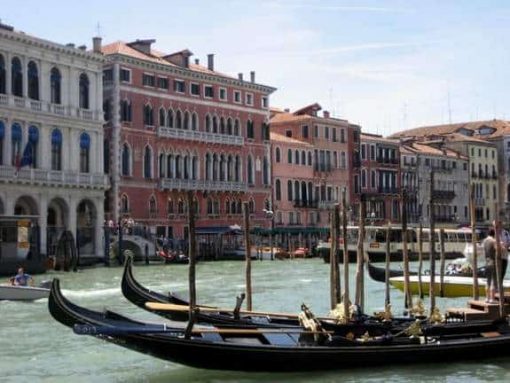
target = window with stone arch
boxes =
[234,119,240,136]
[143,145,152,178]
[50,67,61,104]
[248,198,255,214]
[159,107,166,127]
[149,196,157,215]
[247,155,254,184]
[27,61,39,100]
[167,198,174,214]
[191,112,198,131]
[167,108,174,128]
[143,104,153,126]
[0,54,5,94]
[51,128,62,170]
[176,110,183,129]
[79,132,91,173]
[275,147,281,163]
[27,125,39,168]
[122,143,131,176]
[79,73,89,109]
[11,57,22,97]
[11,123,22,166]
[121,194,129,213]
[275,179,281,201]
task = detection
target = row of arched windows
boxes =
[0,120,90,172]
[0,54,90,109]
[274,146,347,169]
[120,194,256,216]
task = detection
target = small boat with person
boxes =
[0,283,50,301]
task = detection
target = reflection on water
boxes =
[1,259,510,382]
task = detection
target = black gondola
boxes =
[49,278,510,372]
[367,262,486,283]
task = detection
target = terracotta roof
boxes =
[402,142,467,160]
[270,111,312,124]
[270,132,312,147]
[441,132,495,145]
[360,133,399,145]
[102,41,237,80]
[390,119,510,140]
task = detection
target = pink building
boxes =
[270,104,360,243]
[101,39,276,240]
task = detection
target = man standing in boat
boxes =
[9,267,34,287]
[483,230,497,303]
[493,220,510,280]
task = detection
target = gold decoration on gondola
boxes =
[298,304,331,342]
[360,331,371,342]
[429,307,443,323]
[410,299,425,317]
[404,319,423,338]
[345,332,355,341]
[374,303,393,322]
[328,301,356,324]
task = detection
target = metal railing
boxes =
[157,126,244,146]
[159,178,247,192]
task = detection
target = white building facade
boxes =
[0,23,108,261]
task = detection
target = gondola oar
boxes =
[145,302,334,321]
[73,324,334,336]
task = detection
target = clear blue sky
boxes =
[3,0,510,135]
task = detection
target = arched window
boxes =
[11,123,22,166]
[27,125,38,168]
[287,149,292,164]
[371,171,376,188]
[184,155,190,179]
[214,199,220,215]
[79,132,90,173]
[0,121,5,165]
[301,150,306,165]
[122,144,130,176]
[144,146,152,178]
[294,180,300,201]
[249,199,255,214]
[308,152,312,166]
[51,128,62,170]
[159,108,166,127]
[207,198,213,215]
[143,104,153,126]
[212,116,218,133]
[263,156,269,185]
[231,200,237,215]
[120,100,132,122]
[246,119,254,138]
[121,194,129,213]
[247,155,254,184]
[235,155,241,182]
[294,150,299,164]
[225,199,230,215]
[227,118,233,135]
[205,153,211,180]
[176,110,182,129]
[361,169,366,188]
[167,153,174,178]
[178,199,185,215]
[159,153,165,178]
[0,55,5,94]
[192,155,198,179]
[219,154,225,181]
[275,179,281,201]
[167,198,174,214]
[79,73,89,109]
[175,154,182,179]
[212,154,218,180]
[275,147,281,163]
[149,196,157,215]
[191,113,198,131]
[50,67,61,104]
[205,114,211,132]
[27,61,39,100]
[183,111,190,130]
[167,109,174,128]
[220,117,225,134]
[11,57,22,97]
[287,180,293,201]
[234,119,240,136]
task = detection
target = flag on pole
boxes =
[17,141,33,170]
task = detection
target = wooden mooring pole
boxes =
[330,204,341,309]
[469,185,479,300]
[384,221,391,307]
[355,194,366,310]
[185,191,197,338]
[439,228,446,298]
[429,171,436,317]
[243,202,252,311]
[417,223,424,299]
[401,188,412,309]
[341,188,349,319]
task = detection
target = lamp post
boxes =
[263,208,274,260]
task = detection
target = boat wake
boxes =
[62,287,120,299]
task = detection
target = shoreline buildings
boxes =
[0,23,107,261]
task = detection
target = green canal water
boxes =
[1,259,510,383]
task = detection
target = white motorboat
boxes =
[0,284,50,301]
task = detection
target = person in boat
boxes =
[483,229,497,303]
[493,220,510,280]
[9,267,34,287]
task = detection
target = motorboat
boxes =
[0,283,50,301]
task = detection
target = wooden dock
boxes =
[446,293,510,321]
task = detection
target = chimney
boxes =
[92,36,102,54]
[323,110,330,118]
[238,73,243,81]
[195,58,199,65]
[207,54,214,71]
[250,71,255,83]
[78,45,87,51]
[284,108,290,113]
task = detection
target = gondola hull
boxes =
[48,278,510,372]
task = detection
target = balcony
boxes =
[293,199,319,208]
[377,186,400,194]
[159,178,247,192]
[157,126,244,146]
[313,162,332,173]
[376,156,399,165]
[0,94,101,122]
[318,200,338,209]
[0,165,108,189]
[432,190,455,200]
